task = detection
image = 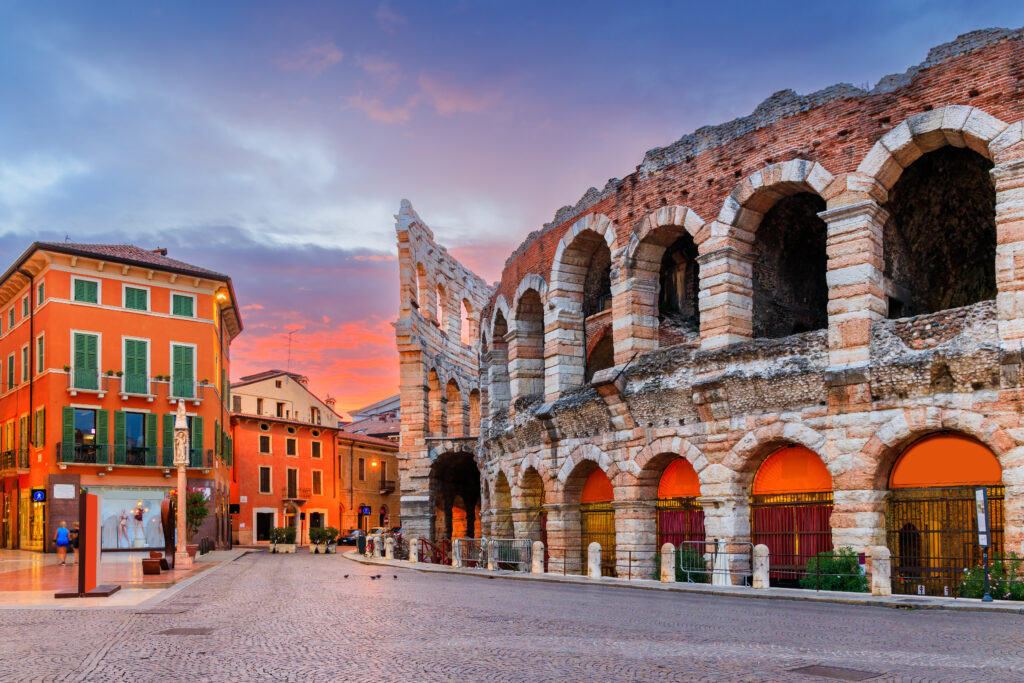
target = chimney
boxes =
[325,396,336,408]
[295,375,309,386]
[151,247,168,256]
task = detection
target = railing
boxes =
[112,446,158,467]
[0,448,29,470]
[452,538,487,568]
[677,540,754,586]
[379,479,396,493]
[70,369,100,391]
[58,442,111,465]
[121,374,149,395]
[281,487,312,500]
[420,538,452,565]
[489,538,533,572]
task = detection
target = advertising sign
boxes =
[975,487,990,548]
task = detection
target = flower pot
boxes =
[325,543,336,554]
[309,543,318,554]
[186,544,199,559]
[277,543,296,554]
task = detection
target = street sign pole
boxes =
[975,487,992,602]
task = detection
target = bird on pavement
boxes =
[343,575,349,579]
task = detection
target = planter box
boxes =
[276,543,296,554]
[325,544,337,554]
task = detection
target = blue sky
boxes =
[1,0,1022,410]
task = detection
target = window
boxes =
[256,398,264,415]
[259,435,271,453]
[259,466,271,494]
[36,281,44,306]
[286,438,296,456]
[72,332,99,390]
[171,293,194,317]
[311,441,321,459]
[73,278,99,304]
[275,380,282,388]
[123,339,148,394]
[21,296,28,317]
[33,407,45,446]
[312,470,323,496]
[124,286,148,311]
[358,457,365,481]
[20,346,28,384]
[276,402,285,418]
[74,408,97,445]
[35,335,44,374]
[232,395,241,412]
[171,344,194,397]
[125,412,147,463]
[6,354,13,392]
[310,407,320,424]
[381,460,387,482]
[7,308,13,329]
[286,468,298,498]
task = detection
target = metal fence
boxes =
[452,538,487,568]
[580,502,616,577]
[677,540,754,586]
[750,491,833,585]
[489,538,533,572]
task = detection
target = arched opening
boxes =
[520,467,547,559]
[750,445,833,587]
[492,472,513,538]
[460,299,472,345]
[415,262,431,317]
[487,311,510,421]
[436,282,447,331]
[378,505,388,529]
[427,369,443,436]
[883,147,995,318]
[510,290,544,400]
[445,379,463,437]
[886,433,1003,596]
[585,328,614,382]
[752,193,828,338]
[656,458,704,552]
[658,234,700,342]
[564,464,615,577]
[430,451,481,541]
[468,389,480,436]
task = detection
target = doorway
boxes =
[256,512,273,542]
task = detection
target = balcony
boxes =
[58,442,111,465]
[379,479,396,494]
[119,374,155,401]
[281,486,311,502]
[59,443,214,470]
[67,369,106,397]
[0,448,29,472]
[169,379,207,406]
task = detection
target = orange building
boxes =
[0,242,242,552]
[230,370,399,544]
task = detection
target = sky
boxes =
[2,1,1023,416]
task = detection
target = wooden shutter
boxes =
[163,413,174,466]
[96,410,108,464]
[18,417,26,451]
[62,407,74,445]
[113,411,126,464]
[38,407,45,446]
[145,413,157,465]
[192,416,204,465]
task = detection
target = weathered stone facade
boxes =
[396,28,1024,584]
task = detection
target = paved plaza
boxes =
[1,550,1023,682]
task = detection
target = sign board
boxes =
[53,484,76,500]
[240,496,247,503]
[31,488,46,502]
[975,487,990,548]
[359,506,371,515]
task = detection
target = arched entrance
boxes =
[520,467,547,569]
[429,451,481,541]
[656,458,704,549]
[580,469,615,577]
[750,445,833,586]
[492,472,513,537]
[886,433,1003,596]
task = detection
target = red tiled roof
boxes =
[36,242,228,280]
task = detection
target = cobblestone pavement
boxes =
[2,550,1023,682]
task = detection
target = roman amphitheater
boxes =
[394,27,1024,593]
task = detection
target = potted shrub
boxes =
[323,527,339,554]
[115,369,124,377]
[106,369,115,376]
[168,487,210,559]
[62,364,71,372]
[273,526,296,553]
[308,527,322,553]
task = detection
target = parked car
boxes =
[339,529,363,545]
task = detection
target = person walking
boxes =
[53,522,70,566]
[68,524,80,565]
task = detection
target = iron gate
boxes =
[887,485,1004,597]
[657,497,705,548]
[750,491,833,585]
[580,502,616,577]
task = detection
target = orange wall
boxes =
[752,445,832,495]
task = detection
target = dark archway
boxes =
[429,451,481,541]
[883,146,996,317]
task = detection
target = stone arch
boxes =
[467,388,481,437]
[511,274,548,311]
[516,450,552,493]
[550,212,618,289]
[427,367,444,437]
[723,421,833,494]
[717,159,835,234]
[492,470,514,537]
[632,435,709,494]
[556,443,622,490]
[509,286,545,401]
[855,106,1008,195]
[489,295,510,339]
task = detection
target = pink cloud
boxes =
[375,3,406,33]
[417,74,499,115]
[362,59,401,87]
[242,303,264,311]
[345,94,411,124]
[277,42,344,75]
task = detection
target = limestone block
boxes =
[587,542,602,579]
[752,544,770,589]
[532,541,545,574]
[408,537,418,562]
[385,537,395,560]
[870,546,892,596]
[660,542,675,583]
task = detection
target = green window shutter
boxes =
[73,280,83,301]
[125,340,147,393]
[162,413,174,466]
[6,355,12,391]
[172,295,194,317]
[37,281,44,306]
[214,420,220,456]
[38,407,45,446]
[125,287,147,310]
[74,280,98,304]
[192,416,204,466]
[145,413,157,466]
[74,334,98,390]
[113,411,126,464]
[96,410,109,464]
[172,345,194,397]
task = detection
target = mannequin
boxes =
[118,509,130,548]
[131,503,146,543]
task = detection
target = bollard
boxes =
[408,537,419,563]
[871,546,891,596]
[753,544,770,589]
[587,542,602,579]
[385,537,395,560]
[374,534,384,558]
[532,541,545,574]
[660,542,675,583]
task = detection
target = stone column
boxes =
[818,200,888,371]
[543,503,578,574]
[484,348,510,423]
[831,489,887,553]
[699,494,750,584]
[544,308,585,401]
[398,495,434,543]
[752,544,770,589]
[408,536,419,563]
[611,271,658,365]
[385,536,395,560]
[587,542,602,579]
[531,541,545,574]
[993,159,1024,346]
[613,500,656,580]
[697,243,754,350]
[660,542,675,583]
[870,546,892,596]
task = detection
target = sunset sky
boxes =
[2,1,1022,416]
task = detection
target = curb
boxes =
[342,552,1024,615]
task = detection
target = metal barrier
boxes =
[677,540,754,586]
[452,538,487,568]
[489,538,532,572]
[420,538,452,565]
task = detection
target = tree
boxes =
[169,487,210,542]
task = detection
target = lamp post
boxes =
[174,401,193,569]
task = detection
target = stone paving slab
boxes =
[346,551,1024,615]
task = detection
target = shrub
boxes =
[167,488,210,542]
[799,547,867,592]
[270,526,296,545]
[960,552,1024,600]
[677,547,710,583]
[323,527,339,544]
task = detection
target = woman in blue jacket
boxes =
[53,522,70,566]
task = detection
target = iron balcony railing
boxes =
[121,374,149,395]
[62,442,212,468]
[70,368,101,391]
[58,442,111,465]
[281,487,312,500]
[0,448,29,471]
[160,446,213,468]
[169,378,209,400]
[379,479,396,493]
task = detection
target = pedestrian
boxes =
[54,522,70,566]
[68,523,80,565]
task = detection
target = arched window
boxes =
[460,299,472,345]
[510,290,544,399]
[487,311,510,420]
[445,379,463,437]
[468,389,480,436]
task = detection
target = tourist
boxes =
[53,522,70,566]
[68,524,80,565]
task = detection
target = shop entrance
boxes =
[886,434,1003,597]
[579,469,616,577]
[750,445,833,586]
[256,512,273,542]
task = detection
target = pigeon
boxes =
[370,576,377,580]
[375,574,382,579]
[393,575,397,580]
[343,575,349,579]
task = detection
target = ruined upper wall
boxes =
[490,27,1024,315]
